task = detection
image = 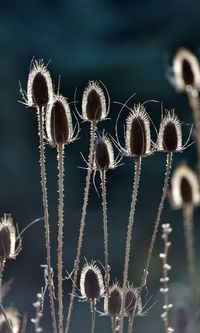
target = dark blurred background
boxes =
[0,0,200,332]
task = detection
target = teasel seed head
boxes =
[157,111,182,153]
[0,307,20,333]
[172,48,200,92]
[94,134,116,172]
[82,81,108,123]
[125,104,151,158]
[125,287,142,316]
[171,164,200,208]
[46,94,73,147]
[80,261,104,302]
[0,214,16,260]
[104,283,122,316]
[27,59,53,108]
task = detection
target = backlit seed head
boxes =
[157,111,182,153]
[171,164,200,208]
[125,287,142,316]
[46,94,73,147]
[172,48,200,92]
[125,104,151,157]
[0,307,20,333]
[27,60,53,107]
[0,214,16,260]
[104,283,122,316]
[94,135,115,172]
[80,262,104,301]
[82,81,108,123]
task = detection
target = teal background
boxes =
[0,0,200,332]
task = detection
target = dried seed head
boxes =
[157,111,182,153]
[172,48,200,92]
[125,104,151,157]
[82,81,108,123]
[94,135,115,172]
[104,283,122,316]
[0,307,20,333]
[171,164,200,208]
[0,214,16,260]
[125,287,142,316]
[46,94,73,147]
[27,60,53,107]
[80,262,104,301]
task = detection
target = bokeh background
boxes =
[0,0,200,332]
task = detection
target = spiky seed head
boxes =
[125,288,142,316]
[27,60,53,107]
[0,214,16,260]
[171,164,200,208]
[46,94,73,147]
[82,81,107,123]
[0,307,20,333]
[125,104,151,157]
[172,48,200,92]
[94,135,115,171]
[80,262,104,301]
[157,111,182,153]
[104,283,122,316]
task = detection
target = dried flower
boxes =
[46,94,73,147]
[94,135,116,172]
[104,283,122,316]
[27,59,53,107]
[125,104,151,157]
[82,81,108,123]
[171,164,200,208]
[157,111,182,153]
[172,48,200,92]
[80,262,104,302]
[125,287,142,316]
[0,214,16,260]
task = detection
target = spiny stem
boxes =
[119,157,142,333]
[91,301,96,333]
[0,260,13,333]
[65,123,96,333]
[37,107,57,333]
[187,90,200,181]
[183,204,197,307]
[101,170,110,296]
[128,153,173,333]
[57,143,65,333]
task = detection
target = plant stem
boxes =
[91,300,96,333]
[128,152,173,333]
[101,170,110,297]
[37,107,57,333]
[65,123,96,333]
[0,260,13,333]
[187,90,200,181]
[57,143,65,333]
[119,157,141,333]
[183,203,197,307]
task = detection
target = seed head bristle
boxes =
[94,135,115,172]
[0,214,16,260]
[157,111,182,153]
[82,81,108,123]
[171,164,200,208]
[125,104,151,157]
[80,262,104,301]
[172,48,200,92]
[104,283,122,316]
[125,287,142,316]
[46,94,73,147]
[27,59,53,107]
[0,307,20,333]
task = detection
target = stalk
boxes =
[37,106,57,333]
[65,123,96,333]
[0,260,13,333]
[119,157,141,333]
[91,300,96,333]
[57,143,65,333]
